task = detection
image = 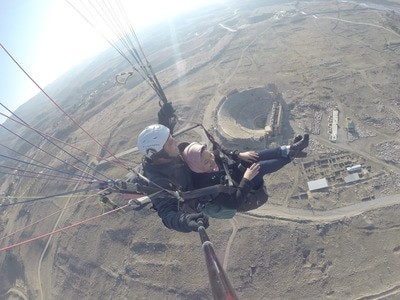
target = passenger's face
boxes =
[163,136,180,157]
[201,149,218,173]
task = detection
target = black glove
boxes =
[158,101,176,133]
[184,213,209,232]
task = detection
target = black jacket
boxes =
[142,146,254,232]
[142,156,199,233]
[190,148,254,209]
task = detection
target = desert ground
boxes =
[1,0,400,299]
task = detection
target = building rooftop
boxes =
[307,178,328,191]
[344,173,360,183]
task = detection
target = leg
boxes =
[238,147,288,170]
[237,185,269,212]
[239,134,309,168]
[256,134,310,160]
[255,135,309,160]
[251,157,291,188]
[256,147,287,160]
[289,134,309,157]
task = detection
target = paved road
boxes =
[242,193,400,223]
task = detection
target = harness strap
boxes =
[200,126,239,187]
[220,157,238,187]
[114,177,232,204]
[181,184,232,200]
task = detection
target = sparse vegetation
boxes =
[1,1,400,299]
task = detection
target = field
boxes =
[1,0,400,299]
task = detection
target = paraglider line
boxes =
[0,192,100,244]
[0,170,92,184]
[0,153,90,181]
[0,120,102,181]
[0,111,124,178]
[0,43,130,171]
[0,187,96,207]
[0,164,94,184]
[0,203,129,252]
[0,103,112,180]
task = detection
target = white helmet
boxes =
[137,124,170,158]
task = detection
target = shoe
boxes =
[293,135,302,144]
[289,134,309,157]
[291,133,309,150]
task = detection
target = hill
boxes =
[1,0,400,299]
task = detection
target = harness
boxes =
[102,167,233,211]
[98,124,241,211]
[200,125,239,187]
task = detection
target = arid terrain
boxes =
[1,0,400,299]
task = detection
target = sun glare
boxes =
[125,0,223,28]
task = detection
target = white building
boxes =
[307,178,329,191]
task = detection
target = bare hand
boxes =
[243,163,260,181]
[238,151,259,162]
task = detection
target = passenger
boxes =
[137,123,309,231]
[181,135,309,218]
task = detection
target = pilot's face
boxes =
[163,136,180,157]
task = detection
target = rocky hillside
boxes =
[2,0,400,299]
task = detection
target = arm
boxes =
[151,194,194,233]
[216,163,260,209]
[219,178,254,209]
[143,159,196,232]
[148,173,210,232]
[149,177,196,233]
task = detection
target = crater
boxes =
[214,84,292,149]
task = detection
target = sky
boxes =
[0,0,222,118]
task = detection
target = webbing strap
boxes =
[220,156,238,187]
[199,125,239,187]
[137,183,232,202]
[181,184,232,200]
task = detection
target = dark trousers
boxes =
[238,147,291,189]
